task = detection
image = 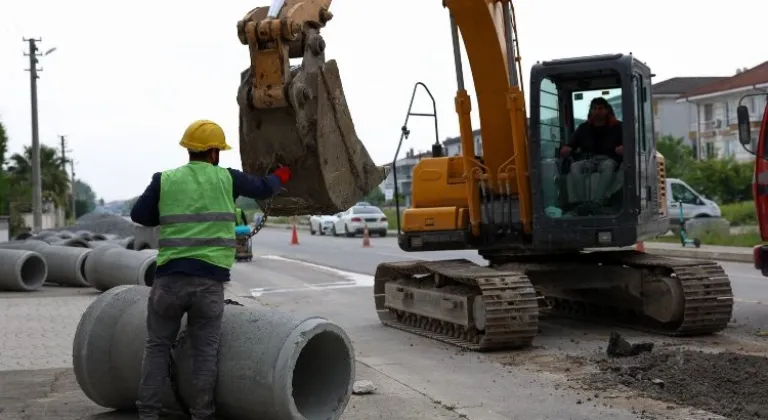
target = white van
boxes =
[666,178,721,225]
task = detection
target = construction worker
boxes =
[130,119,292,420]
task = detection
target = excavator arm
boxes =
[236,0,387,216]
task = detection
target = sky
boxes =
[1,0,766,202]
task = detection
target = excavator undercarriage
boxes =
[374,251,733,351]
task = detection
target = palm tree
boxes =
[6,145,71,211]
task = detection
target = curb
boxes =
[262,224,753,263]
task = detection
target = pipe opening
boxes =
[292,330,352,419]
[20,255,46,288]
[80,254,89,282]
[143,262,156,286]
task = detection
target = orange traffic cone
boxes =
[290,223,300,246]
[362,225,371,248]
[635,241,645,252]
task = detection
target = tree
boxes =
[362,187,385,205]
[74,180,97,217]
[657,135,695,179]
[6,145,70,210]
[686,157,753,204]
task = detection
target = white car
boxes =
[309,214,339,235]
[333,206,388,237]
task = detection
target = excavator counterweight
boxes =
[237,0,388,216]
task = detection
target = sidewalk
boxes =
[263,224,754,263]
[0,287,465,420]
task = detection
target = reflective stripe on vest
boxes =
[159,212,236,225]
[158,237,237,247]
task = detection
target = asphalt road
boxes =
[223,227,768,420]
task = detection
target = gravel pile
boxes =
[58,213,137,237]
[585,349,768,420]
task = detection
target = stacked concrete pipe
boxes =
[0,240,90,287]
[73,285,354,420]
[0,249,47,291]
[83,245,157,291]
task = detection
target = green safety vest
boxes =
[157,161,236,270]
[236,207,247,225]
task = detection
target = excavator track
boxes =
[373,259,539,351]
[495,251,734,337]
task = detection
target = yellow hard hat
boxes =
[179,120,231,152]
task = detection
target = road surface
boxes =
[221,227,768,420]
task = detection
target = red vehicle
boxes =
[737,95,768,275]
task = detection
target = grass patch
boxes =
[650,230,761,247]
[382,208,403,230]
[720,201,756,226]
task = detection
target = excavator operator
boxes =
[130,119,291,420]
[560,97,623,208]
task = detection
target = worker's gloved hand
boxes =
[559,145,572,159]
[273,166,292,184]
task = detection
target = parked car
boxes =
[333,206,388,237]
[309,214,340,235]
[666,178,721,229]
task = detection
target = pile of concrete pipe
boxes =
[18,229,137,250]
[0,239,157,293]
[74,285,355,420]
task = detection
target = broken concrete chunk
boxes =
[352,380,377,395]
[606,332,654,358]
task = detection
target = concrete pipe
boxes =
[117,236,135,249]
[57,231,75,239]
[73,285,354,420]
[0,249,47,291]
[50,237,91,248]
[96,233,120,241]
[0,240,90,287]
[133,226,158,250]
[14,232,34,240]
[87,240,125,250]
[75,230,94,241]
[83,246,157,291]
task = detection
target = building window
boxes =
[652,99,659,117]
[703,103,714,122]
[705,142,715,159]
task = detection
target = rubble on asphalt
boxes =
[586,349,768,420]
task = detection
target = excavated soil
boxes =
[585,349,768,420]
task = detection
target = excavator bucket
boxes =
[237,59,388,217]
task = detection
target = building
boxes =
[677,62,768,161]
[442,129,482,157]
[379,148,433,206]
[651,77,726,150]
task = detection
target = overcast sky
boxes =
[1,0,765,202]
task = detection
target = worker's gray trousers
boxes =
[136,274,225,420]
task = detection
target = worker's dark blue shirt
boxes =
[130,167,282,282]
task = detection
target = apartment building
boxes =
[651,77,726,147]
[677,62,768,161]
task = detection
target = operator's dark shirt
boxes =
[130,167,282,282]
[569,120,624,163]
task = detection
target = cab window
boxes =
[571,88,622,123]
[670,183,699,205]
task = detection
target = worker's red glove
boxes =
[273,166,292,184]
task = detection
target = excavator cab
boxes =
[528,53,669,250]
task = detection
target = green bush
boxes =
[720,201,756,226]
[651,230,760,247]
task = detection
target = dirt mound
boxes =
[586,349,768,420]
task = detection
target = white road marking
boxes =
[733,298,764,304]
[250,255,375,296]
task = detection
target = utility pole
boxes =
[24,38,43,232]
[59,135,74,220]
[70,160,76,219]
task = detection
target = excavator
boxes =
[235,0,735,351]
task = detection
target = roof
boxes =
[652,77,726,95]
[443,129,481,145]
[679,61,768,98]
